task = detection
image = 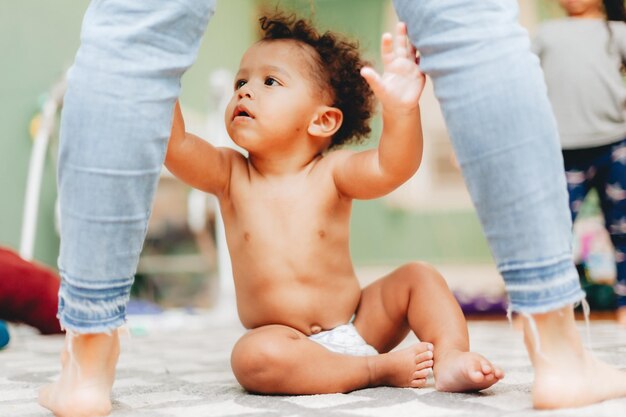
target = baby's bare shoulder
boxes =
[319,149,357,169]
[318,149,360,180]
[303,151,354,183]
[222,149,247,172]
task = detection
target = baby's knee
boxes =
[400,261,447,288]
[230,334,288,392]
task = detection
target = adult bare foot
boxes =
[524,306,626,409]
[433,349,503,392]
[617,306,626,327]
[368,342,434,388]
[38,331,120,417]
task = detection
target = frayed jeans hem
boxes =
[58,314,127,335]
[506,289,586,315]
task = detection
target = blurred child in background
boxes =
[533,0,626,325]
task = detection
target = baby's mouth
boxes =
[233,105,254,120]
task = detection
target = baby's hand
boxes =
[361,22,425,113]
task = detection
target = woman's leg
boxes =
[393,0,581,312]
[39,1,216,416]
[393,0,626,408]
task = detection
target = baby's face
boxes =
[225,39,328,153]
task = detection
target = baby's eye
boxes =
[264,77,280,86]
[235,79,247,90]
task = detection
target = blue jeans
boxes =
[57,0,216,332]
[563,137,626,307]
[393,0,584,312]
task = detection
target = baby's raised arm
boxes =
[165,101,237,196]
[333,23,425,200]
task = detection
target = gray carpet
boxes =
[1,311,626,417]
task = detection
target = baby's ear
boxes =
[308,106,343,138]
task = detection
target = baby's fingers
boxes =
[380,33,394,67]
[394,22,409,60]
[360,66,383,96]
[396,22,420,64]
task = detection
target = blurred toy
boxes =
[454,291,507,315]
[572,217,617,311]
[0,247,62,334]
[0,321,9,349]
[573,216,616,284]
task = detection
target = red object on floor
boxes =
[0,247,62,334]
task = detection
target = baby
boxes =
[166,13,503,394]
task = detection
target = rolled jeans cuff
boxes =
[57,271,133,333]
[501,256,585,314]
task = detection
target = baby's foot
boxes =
[617,306,626,327]
[433,349,503,392]
[38,332,120,417]
[369,342,434,388]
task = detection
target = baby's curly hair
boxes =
[259,13,375,149]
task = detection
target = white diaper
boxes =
[308,323,378,356]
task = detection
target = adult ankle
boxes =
[522,306,585,363]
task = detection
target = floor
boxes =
[2,310,626,417]
[1,266,625,417]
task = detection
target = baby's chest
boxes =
[226,188,345,236]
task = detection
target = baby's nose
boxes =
[238,86,254,99]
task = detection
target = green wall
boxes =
[0,1,90,266]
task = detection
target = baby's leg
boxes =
[38,331,120,417]
[230,324,433,394]
[354,262,503,392]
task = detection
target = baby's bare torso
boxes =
[220,155,361,335]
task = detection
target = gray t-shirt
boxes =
[533,18,626,149]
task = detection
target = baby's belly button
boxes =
[310,324,322,334]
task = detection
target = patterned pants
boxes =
[563,137,626,308]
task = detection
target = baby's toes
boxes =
[415,350,433,365]
[413,369,430,380]
[468,362,489,382]
[410,371,429,388]
[415,342,434,354]
[410,378,427,388]
[479,359,493,375]
[416,359,433,371]
[410,378,428,388]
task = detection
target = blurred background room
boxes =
[0,0,622,337]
